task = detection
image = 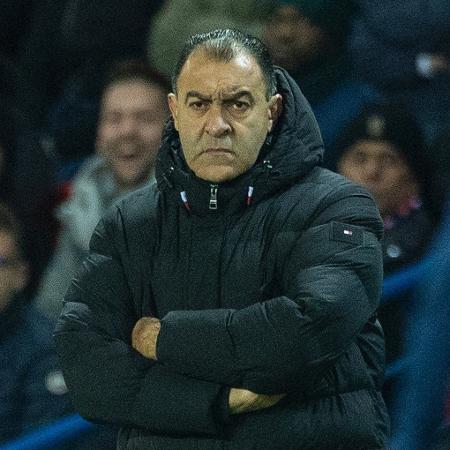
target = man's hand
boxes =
[228,387,285,415]
[132,317,161,360]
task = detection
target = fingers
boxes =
[229,388,285,415]
[131,317,161,359]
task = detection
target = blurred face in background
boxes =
[263,5,328,74]
[337,139,419,216]
[96,79,167,191]
[0,230,28,312]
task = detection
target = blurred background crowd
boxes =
[0,0,449,449]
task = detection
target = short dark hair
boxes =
[103,59,171,97]
[172,29,277,99]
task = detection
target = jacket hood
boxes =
[155,67,324,215]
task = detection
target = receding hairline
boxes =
[171,29,277,99]
[174,47,269,96]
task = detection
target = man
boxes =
[55,29,389,449]
[37,60,169,321]
[0,202,72,443]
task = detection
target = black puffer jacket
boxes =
[54,68,389,449]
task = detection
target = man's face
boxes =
[263,5,327,73]
[0,231,28,312]
[337,140,418,216]
[96,80,167,190]
[168,50,281,183]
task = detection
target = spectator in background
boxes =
[390,195,450,450]
[329,104,434,275]
[147,0,273,78]
[262,0,382,151]
[349,0,450,145]
[0,202,72,443]
[37,61,169,322]
[328,103,436,411]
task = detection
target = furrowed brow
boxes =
[222,90,254,102]
[185,91,211,104]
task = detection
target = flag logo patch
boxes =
[330,222,363,245]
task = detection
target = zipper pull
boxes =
[209,184,218,210]
[263,160,273,171]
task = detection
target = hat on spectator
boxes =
[276,0,356,43]
[329,103,430,191]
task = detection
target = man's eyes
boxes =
[382,154,398,166]
[188,100,251,114]
[228,100,250,112]
[352,151,367,163]
[189,101,208,110]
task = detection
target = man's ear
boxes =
[168,93,179,130]
[267,94,283,132]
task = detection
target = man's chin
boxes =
[194,166,241,184]
[115,171,152,190]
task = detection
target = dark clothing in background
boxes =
[55,68,389,449]
[382,209,433,276]
[379,208,434,365]
[0,298,72,443]
[284,45,383,154]
[0,106,58,294]
[0,299,118,448]
[12,130,59,289]
[349,0,450,143]
[295,54,383,153]
[390,196,450,450]
[350,0,450,88]
[0,0,34,60]
[17,0,164,142]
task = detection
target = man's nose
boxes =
[205,107,231,137]
[364,159,382,180]
[118,116,140,136]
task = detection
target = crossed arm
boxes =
[131,317,284,414]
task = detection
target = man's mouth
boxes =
[202,148,233,155]
[118,153,139,160]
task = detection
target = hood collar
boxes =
[155,67,323,216]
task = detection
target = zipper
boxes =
[209,184,218,210]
